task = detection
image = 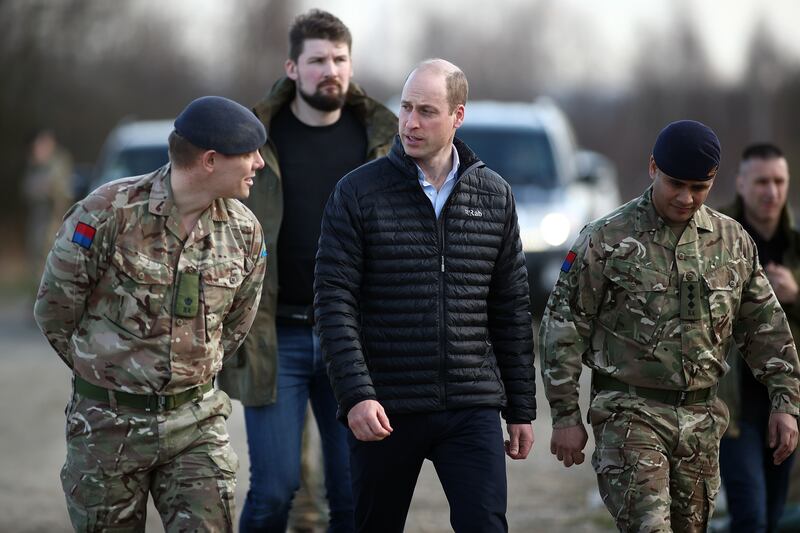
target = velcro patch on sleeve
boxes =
[72,222,97,249]
[561,250,577,273]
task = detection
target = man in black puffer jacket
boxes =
[314,58,536,533]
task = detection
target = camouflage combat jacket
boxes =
[216,78,397,406]
[34,165,267,394]
[540,187,800,428]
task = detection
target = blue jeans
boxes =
[720,420,796,533]
[239,324,354,533]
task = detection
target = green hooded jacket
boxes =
[216,77,397,406]
[718,196,800,437]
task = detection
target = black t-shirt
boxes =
[739,217,788,425]
[272,105,368,307]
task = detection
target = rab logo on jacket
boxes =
[465,208,483,218]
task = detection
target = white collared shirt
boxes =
[416,145,460,219]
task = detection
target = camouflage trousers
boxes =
[61,385,239,532]
[589,390,729,533]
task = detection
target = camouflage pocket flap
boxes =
[202,258,245,288]
[112,246,172,285]
[208,449,239,475]
[702,265,738,291]
[591,447,640,475]
[60,466,106,510]
[603,258,670,293]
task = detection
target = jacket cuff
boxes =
[504,417,534,425]
[551,407,583,428]
[502,406,536,424]
[338,391,378,422]
[770,393,800,416]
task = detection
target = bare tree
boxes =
[415,0,557,100]
[226,0,302,104]
[744,16,786,139]
[0,0,210,252]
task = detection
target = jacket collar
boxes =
[252,78,397,167]
[148,165,173,216]
[634,186,714,234]
[387,135,484,179]
[722,194,796,241]
[149,164,229,240]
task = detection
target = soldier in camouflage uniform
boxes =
[33,96,268,532]
[22,128,74,286]
[540,120,800,532]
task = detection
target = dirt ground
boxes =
[0,296,614,532]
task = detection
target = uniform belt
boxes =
[593,373,716,406]
[73,375,213,412]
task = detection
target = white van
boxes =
[89,119,172,193]
[456,99,621,314]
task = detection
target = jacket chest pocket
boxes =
[109,247,172,338]
[201,258,246,335]
[703,265,740,343]
[602,258,670,344]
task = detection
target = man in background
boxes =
[217,9,396,532]
[718,142,800,533]
[22,128,74,285]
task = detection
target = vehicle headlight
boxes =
[519,212,572,252]
[540,213,571,247]
[519,227,540,252]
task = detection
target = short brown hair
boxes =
[288,9,352,62]
[411,59,469,114]
[168,130,204,169]
[444,69,468,113]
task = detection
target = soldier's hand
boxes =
[550,424,588,468]
[505,423,534,460]
[769,412,799,465]
[347,399,393,442]
[766,263,799,304]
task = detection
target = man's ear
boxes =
[285,59,298,80]
[648,155,658,181]
[453,104,465,129]
[200,150,216,173]
[735,173,744,196]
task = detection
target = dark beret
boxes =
[174,96,266,155]
[652,120,720,181]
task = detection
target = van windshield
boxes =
[456,127,557,188]
[97,145,169,186]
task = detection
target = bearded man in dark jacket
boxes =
[217,9,397,533]
[314,59,536,533]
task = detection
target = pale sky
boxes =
[560,0,800,85]
[337,0,800,87]
[159,0,800,90]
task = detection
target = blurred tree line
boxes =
[417,0,800,207]
[3,0,800,264]
[0,0,293,260]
